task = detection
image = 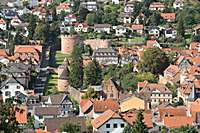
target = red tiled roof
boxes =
[93,99,119,113]
[164,65,179,77]
[190,42,200,50]
[146,40,158,48]
[57,3,70,9]
[163,116,193,128]
[149,2,165,8]
[121,111,153,128]
[131,24,144,30]
[80,99,93,114]
[138,80,148,88]
[92,109,121,129]
[0,49,8,57]
[15,106,27,124]
[160,13,176,20]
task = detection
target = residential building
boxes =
[114,26,127,36]
[0,76,27,102]
[44,117,88,133]
[92,109,126,133]
[124,3,134,13]
[160,13,176,22]
[92,99,119,118]
[64,14,77,24]
[194,24,200,35]
[82,1,97,11]
[112,0,119,4]
[131,24,144,35]
[120,95,150,112]
[173,0,184,9]
[138,82,173,106]
[74,23,88,33]
[56,3,71,15]
[147,26,160,37]
[165,28,177,38]
[146,40,161,48]
[94,24,111,34]
[92,48,119,65]
[149,2,165,11]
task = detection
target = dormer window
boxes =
[17,86,20,89]
[5,85,9,89]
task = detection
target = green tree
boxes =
[138,48,170,74]
[121,73,137,91]
[149,12,161,26]
[78,7,89,22]
[86,13,96,26]
[33,22,49,42]
[27,14,37,40]
[82,87,98,99]
[177,16,185,37]
[0,100,21,133]
[123,124,134,133]
[170,125,197,133]
[132,110,148,133]
[59,123,80,133]
[84,60,102,86]
[135,72,157,83]
[69,45,83,89]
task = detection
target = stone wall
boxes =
[61,35,79,54]
[84,39,110,50]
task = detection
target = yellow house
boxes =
[120,96,150,112]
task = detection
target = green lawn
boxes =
[45,51,69,95]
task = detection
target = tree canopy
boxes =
[138,48,170,74]
[59,123,80,133]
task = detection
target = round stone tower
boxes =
[57,58,70,92]
[61,35,79,54]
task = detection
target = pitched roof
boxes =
[121,110,153,128]
[94,24,111,28]
[44,117,87,133]
[35,107,60,116]
[57,2,70,9]
[80,99,93,114]
[146,40,159,48]
[149,2,165,8]
[163,116,193,128]
[131,24,144,30]
[49,93,68,105]
[92,109,121,129]
[158,106,187,120]
[160,13,176,20]
[15,106,27,124]
[93,99,119,113]
[138,80,148,88]
[164,65,180,77]
[140,83,172,94]
[14,45,42,53]
[0,49,8,57]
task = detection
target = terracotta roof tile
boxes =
[57,3,70,9]
[150,2,165,8]
[160,13,176,20]
[92,109,121,129]
[131,24,144,30]
[80,99,93,114]
[0,18,6,24]
[121,110,153,128]
[15,106,27,124]
[0,49,8,57]
[163,116,193,128]
[93,99,119,113]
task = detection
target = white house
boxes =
[10,16,22,27]
[113,26,127,36]
[0,18,7,31]
[165,28,177,39]
[112,0,119,4]
[94,24,111,34]
[0,77,26,102]
[64,14,77,24]
[92,110,126,133]
[149,2,165,11]
[83,1,97,11]
[124,3,134,13]
[56,3,71,15]
[74,23,88,33]
[147,26,160,37]
[173,0,184,10]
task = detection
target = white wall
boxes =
[95,119,126,133]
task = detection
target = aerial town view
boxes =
[0,0,200,132]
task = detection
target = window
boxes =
[39,116,43,119]
[5,86,9,89]
[5,91,11,97]
[16,86,20,89]
[15,91,20,95]
[121,123,125,128]
[113,123,117,128]
[106,124,110,128]
[110,94,113,97]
